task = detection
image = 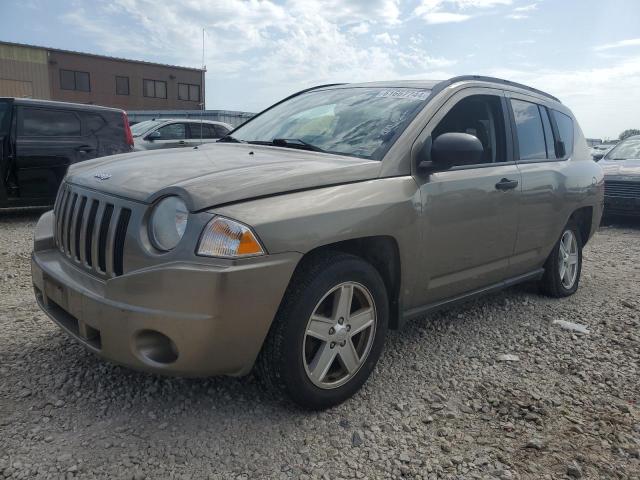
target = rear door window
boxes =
[511,99,546,160]
[552,110,574,157]
[156,123,186,140]
[188,123,218,139]
[20,107,81,137]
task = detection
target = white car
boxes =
[131,119,232,151]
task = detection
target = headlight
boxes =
[149,196,188,251]
[197,217,264,258]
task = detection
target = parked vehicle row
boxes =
[31,76,604,409]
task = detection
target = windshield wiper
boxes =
[270,138,326,153]
[218,134,245,143]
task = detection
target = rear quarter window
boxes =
[21,107,81,137]
[552,110,574,157]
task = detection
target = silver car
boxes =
[131,119,232,151]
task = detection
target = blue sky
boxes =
[2,0,639,138]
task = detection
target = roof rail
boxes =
[433,75,560,103]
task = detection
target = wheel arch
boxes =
[568,206,593,246]
[293,236,403,330]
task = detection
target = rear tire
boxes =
[539,219,583,297]
[257,251,388,410]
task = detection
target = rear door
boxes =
[412,88,522,305]
[187,122,222,146]
[14,106,84,202]
[507,94,575,274]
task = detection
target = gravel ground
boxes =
[1,211,639,480]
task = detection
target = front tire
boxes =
[257,252,388,410]
[539,219,583,297]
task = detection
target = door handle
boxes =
[75,145,93,153]
[178,140,186,145]
[495,178,519,191]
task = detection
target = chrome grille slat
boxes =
[84,200,99,267]
[78,198,93,265]
[104,206,118,277]
[113,208,131,276]
[56,187,70,247]
[68,195,83,260]
[54,183,133,278]
[90,202,107,272]
[61,192,76,255]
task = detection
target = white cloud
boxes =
[60,0,456,111]
[513,3,537,12]
[414,0,511,24]
[350,22,370,35]
[488,55,640,138]
[373,32,399,45]
[420,12,472,24]
[506,2,537,19]
[594,38,640,51]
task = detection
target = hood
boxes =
[600,158,640,180]
[66,143,381,211]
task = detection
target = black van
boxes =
[0,98,133,208]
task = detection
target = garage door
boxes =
[0,78,34,98]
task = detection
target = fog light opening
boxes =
[135,330,179,364]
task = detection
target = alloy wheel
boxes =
[302,282,377,389]
[558,230,579,289]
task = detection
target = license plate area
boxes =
[43,273,68,309]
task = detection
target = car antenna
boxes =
[200,27,205,147]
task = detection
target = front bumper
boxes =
[603,195,640,216]
[603,179,640,216]
[32,211,301,377]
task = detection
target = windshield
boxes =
[604,137,640,160]
[130,120,164,137]
[231,87,430,160]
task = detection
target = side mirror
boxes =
[418,132,484,171]
[146,130,161,141]
[592,152,604,161]
[555,140,566,158]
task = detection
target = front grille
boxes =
[604,181,640,198]
[53,184,131,277]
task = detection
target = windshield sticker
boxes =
[376,89,429,101]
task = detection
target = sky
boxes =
[1,0,640,139]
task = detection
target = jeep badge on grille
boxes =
[94,173,112,181]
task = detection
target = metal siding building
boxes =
[0,43,50,99]
[0,41,205,110]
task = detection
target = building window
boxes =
[178,83,200,102]
[115,76,129,95]
[60,69,90,92]
[143,79,167,99]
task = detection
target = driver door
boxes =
[412,88,522,306]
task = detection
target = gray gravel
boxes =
[1,211,639,480]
